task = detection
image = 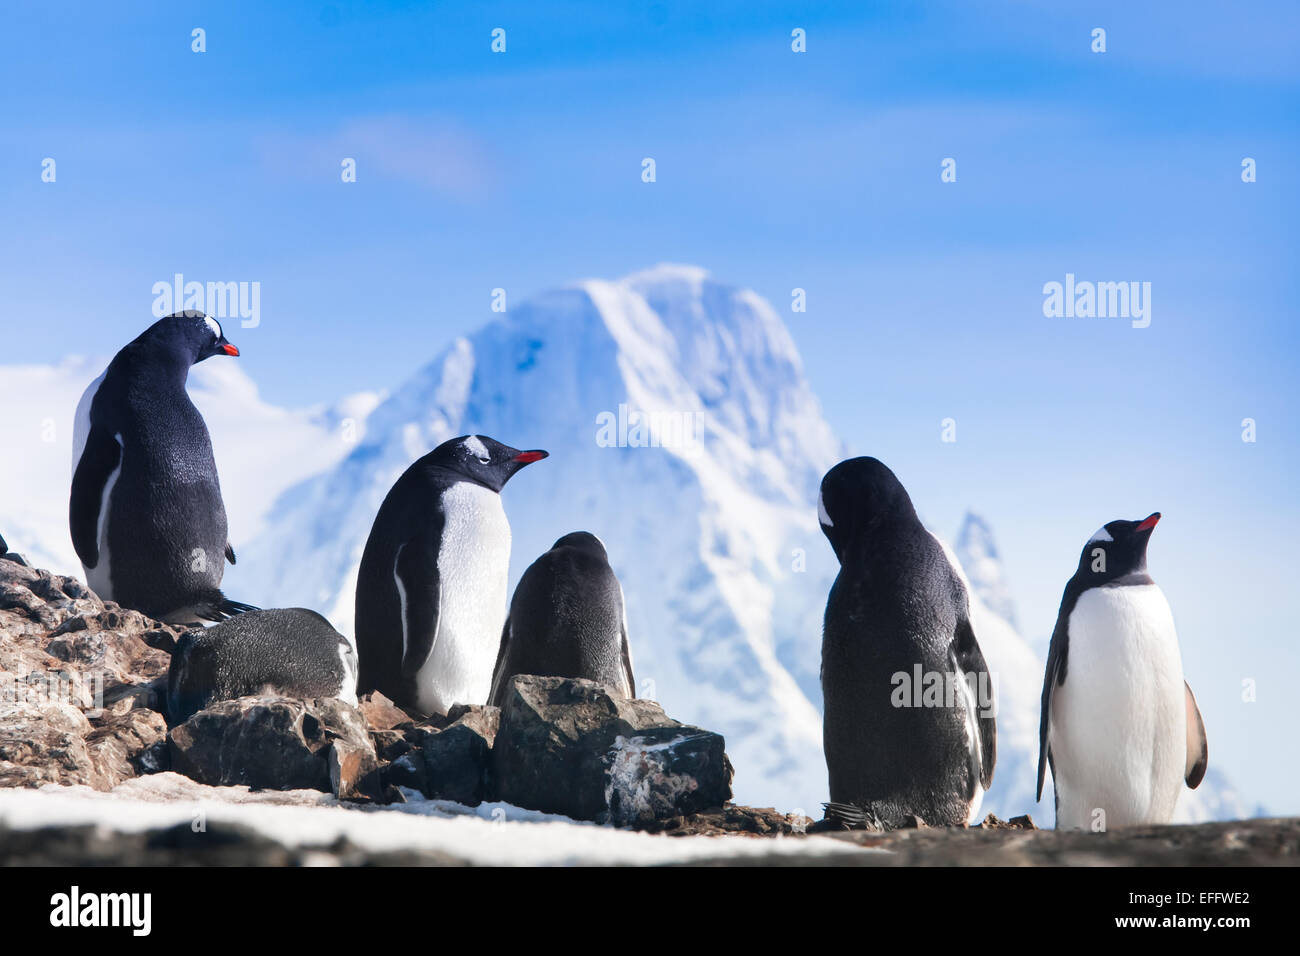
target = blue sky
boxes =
[2,1,1298,812]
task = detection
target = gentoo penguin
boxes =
[1037,513,1207,829]
[99,607,358,726]
[354,435,547,715]
[166,608,357,724]
[69,311,253,623]
[817,457,996,829]
[488,531,635,707]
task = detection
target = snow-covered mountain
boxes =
[231,264,1051,815]
[238,264,841,810]
[0,265,1251,823]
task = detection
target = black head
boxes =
[550,531,609,561]
[429,435,548,492]
[1071,512,1161,585]
[135,311,240,365]
[817,456,920,563]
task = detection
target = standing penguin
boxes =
[818,457,996,829]
[1037,513,1207,829]
[488,531,635,706]
[69,312,252,622]
[354,435,547,715]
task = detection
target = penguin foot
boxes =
[98,677,167,712]
[822,801,887,831]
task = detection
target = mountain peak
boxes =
[956,512,1019,631]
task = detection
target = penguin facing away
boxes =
[817,457,996,829]
[354,435,547,715]
[98,607,358,726]
[69,311,253,623]
[1037,513,1207,830]
[489,531,635,707]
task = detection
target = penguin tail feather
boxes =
[189,591,261,622]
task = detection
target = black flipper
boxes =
[1184,681,1208,788]
[394,535,442,692]
[488,615,512,706]
[69,425,121,568]
[619,620,636,699]
[1036,612,1070,802]
[225,543,236,565]
[953,616,996,791]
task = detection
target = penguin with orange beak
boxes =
[1037,513,1208,829]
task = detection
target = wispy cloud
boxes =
[257,114,498,199]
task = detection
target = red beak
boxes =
[512,450,547,464]
[221,343,240,356]
[1136,512,1161,532]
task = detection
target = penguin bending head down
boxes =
[489,531,635,707]
[1037,513,1207,830]
[99,607,358,725]
[354,435,547,715]
[167,608,357,724]
[817,457,996,829]
[69,311,254,623]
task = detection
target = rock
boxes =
[491,676,732,824]
[604,728,734,827]
[329,739,382,801]
[0,559,177,790]
[420,706,499,804]
[167,695,377,795]
[357,691,414,732]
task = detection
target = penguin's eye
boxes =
[477,455,490,464]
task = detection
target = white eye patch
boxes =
[1087,526,1113,543]
[463,435,490,459]
[817,490,833,527]
[203,315,223,339]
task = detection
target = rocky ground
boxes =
[2,547,1295,866]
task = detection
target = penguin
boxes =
[488,531,635,707]
[69,311,254,623]
[817,457,996,829]
[1036,513,1207,829]
[100,607,358,725]
[354,435,547,715]
[165,607,357,724]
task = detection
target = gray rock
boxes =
[167,695,377,795]
[491,675,732,823]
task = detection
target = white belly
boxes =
[1049,584,1186,829]
[413,482,511,714]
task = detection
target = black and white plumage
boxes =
[354,435,547,715]
[166,607,358,724]
[99,607,358,725]
[1037,513,1207,829]
[489,531,635,706]
[817,457,996,829]
[69,311,252,623]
